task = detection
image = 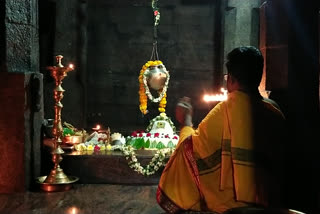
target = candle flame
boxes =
[67,206,79,214]
[203,88,228,102]
[69,64,74,69]
[95,124,101,130]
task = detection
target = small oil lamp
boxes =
[92,124,101,132]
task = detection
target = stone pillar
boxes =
[222,0,261,73]
[260,1,320,212]
[259,0,288,110]
[0,73,43,193]
[0,0,42,192]
[286,2,320,212]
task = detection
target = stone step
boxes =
[61,150,165,184]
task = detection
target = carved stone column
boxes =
[0,0,42,193]
[259,0,288,102]
[260,1,320,212]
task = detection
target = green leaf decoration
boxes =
[144,139,151,148]
[126,138,135,146]
[63,127,74,136]
[150,140,158,148]
[133,138,144,149]
[156,142,165,149]
[167,141,175,148]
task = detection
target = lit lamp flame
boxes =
[203,88,228,102]
[67,206,80,214]
[68,64,74,69]
[92,124,101,131]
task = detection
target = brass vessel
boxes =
[38,55,78,191]
[36,176,79,192]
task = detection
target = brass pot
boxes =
[62,135,83,144]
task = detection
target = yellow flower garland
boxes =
[139,60,168,115]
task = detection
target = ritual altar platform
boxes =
[42,138,166,185]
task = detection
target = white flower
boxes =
[120,145,168,177]
[111,132,122,141]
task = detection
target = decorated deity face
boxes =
[152,120,168,131]
[156,121,165,129]
[149,119,174,136]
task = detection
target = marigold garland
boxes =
[139,60,170,115]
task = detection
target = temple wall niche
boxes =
[47,0,221,132]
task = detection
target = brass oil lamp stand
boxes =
[37,55,78,191]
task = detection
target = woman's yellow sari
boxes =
[157,91,285,214]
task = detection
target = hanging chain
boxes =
[150,0,160,61]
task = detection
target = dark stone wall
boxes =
[0,0,5,72]
[41,0,87,129]
[39,0,85,129]
[4,0,39,73]
[39,0,57,133]
[41,0,223,132]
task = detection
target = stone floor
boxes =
[0,184,163,214]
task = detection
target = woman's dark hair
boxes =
[226,46,264,89]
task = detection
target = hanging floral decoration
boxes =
[152,0,160,26]
[138,60,170,114]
